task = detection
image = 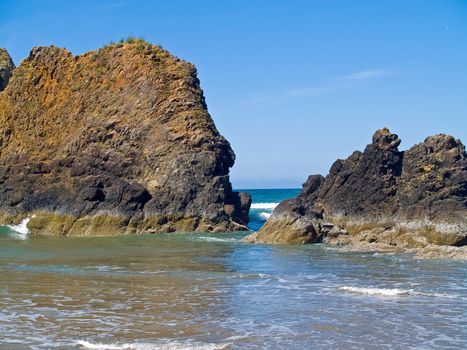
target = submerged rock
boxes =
[0,48,15,91]
[0,40,251,235]
[246,128,467,249]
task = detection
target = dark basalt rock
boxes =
[315,128,403,216]
[398,134,467,220]
[0,41,251,235]
[0,49,15,91]
[246,128,466,247]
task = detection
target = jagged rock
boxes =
[0,40,251,235]
[246,128,467,248]
[325,226,348,239]
[398,134,466,220]
[0,49,15,91]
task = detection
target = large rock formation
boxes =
[0,48,15,91]
[246,129,467,249]
[0,40,251,236]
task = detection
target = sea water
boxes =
[246,188,300,231]
[0,189,466,349]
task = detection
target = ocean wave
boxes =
[76,340,230,350]
[195,236,238,243]
[249,211,272,222]
[339,286,455,298]
[6,217,31,239]
[7,217,31,234]
[258,212,271,220]
[250,202,279,209]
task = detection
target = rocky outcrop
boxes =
[245,128,467,251]
[0,49,15,91]
[0,40,251,236]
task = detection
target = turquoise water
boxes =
[243,188,300,231]
[0,189,466,349]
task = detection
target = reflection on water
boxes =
[0,229,466,349]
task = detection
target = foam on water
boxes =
[339,286,456,298]
[258,211,271,220]
[6,217,31,239]
[250,202,279,209]
[76,340,230,350]
[195,237,238,243]
[246,189,299,231]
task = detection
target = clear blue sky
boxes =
[1,0,466,188]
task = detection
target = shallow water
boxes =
[0,226,466,349]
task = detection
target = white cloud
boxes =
[236,67,398,108]
[334,68,394,81]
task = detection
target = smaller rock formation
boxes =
[0,49,15,91]
[245,129,467,254]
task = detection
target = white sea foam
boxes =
[76,340,230,350]
[7,217,31,234]
[258,212,272,220]
[7,217,31,239]
[340,286,411,296]
[250,202,279,209]
[339,286,455,298]
[196,237,238,243]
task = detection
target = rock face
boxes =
[245,128,467,248]
[0,41,251,235]
[0,48,15,91]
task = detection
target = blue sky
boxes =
[1,0,466,188]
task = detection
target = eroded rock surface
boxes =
[0,41,251,235]
[0,48,15,91]
[246,128,467,253]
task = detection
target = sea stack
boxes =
[0,40,251,235]
[245,128,467,249]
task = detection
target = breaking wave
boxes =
[250,202,279,210]
[76,340,230,350]
[6,217,31,239]
[258,211,271,220]
[7,217,31,235]
[196,236,238,243]
[339,286,455,298]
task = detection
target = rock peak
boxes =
[371,128,401,150]
[423,134,464,153]
[28,45,71,60]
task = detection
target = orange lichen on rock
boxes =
[0,41,251,235]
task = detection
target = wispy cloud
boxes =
[334,68,394,81]
[285,85,341,98]
[237,67,398,108]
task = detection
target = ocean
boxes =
[246,188,300,231]
[0,189,466,349]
